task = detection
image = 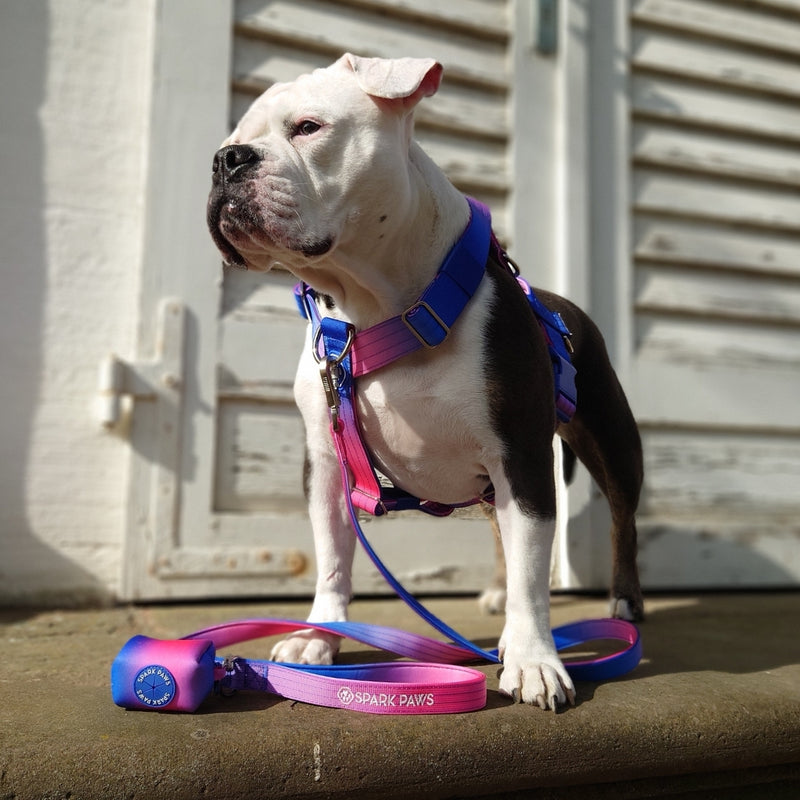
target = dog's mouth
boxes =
[206,195,248,268]
[207,194,334,268]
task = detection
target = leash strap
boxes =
[111,617,640,715]
[112,618,486,715]
[338,466,642,678]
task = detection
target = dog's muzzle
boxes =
[206,144,262,268]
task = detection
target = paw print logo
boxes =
[337,686,355,706]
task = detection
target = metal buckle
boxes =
[311,324,354,431]
[401,301,450,349]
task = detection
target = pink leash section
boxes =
[111,616,640,715]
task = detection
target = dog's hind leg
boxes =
[558,329,645,621]
[477,504,507,615]
[561,418,644,620]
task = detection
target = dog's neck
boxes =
[290,142,470,330]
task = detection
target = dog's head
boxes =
[207,53,443,272]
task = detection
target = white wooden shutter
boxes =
[628,0,800,586]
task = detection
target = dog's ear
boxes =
[342,53,443,107]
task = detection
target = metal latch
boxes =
[96,299,185,428]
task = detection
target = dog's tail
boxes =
[562,441,577,485]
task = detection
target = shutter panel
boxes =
[629,0,800,585]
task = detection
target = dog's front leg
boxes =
[494,481,576,710]
[271,412,355,664]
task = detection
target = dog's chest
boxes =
[352,287,500,504]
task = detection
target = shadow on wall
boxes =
[0,4,107,608]
[564,482,798,592]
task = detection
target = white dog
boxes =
[207,54,643,710]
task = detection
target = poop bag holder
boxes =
[111,635,216,712]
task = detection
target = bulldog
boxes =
[207,53,643,710]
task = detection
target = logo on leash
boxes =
[134,664,176,708]
[335,686,435,708]
[337,686,355,706]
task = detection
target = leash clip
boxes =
[313,322,354,431]
[320,360,344,430]
[218,655,239,697]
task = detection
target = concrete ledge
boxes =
[2,593,799,799]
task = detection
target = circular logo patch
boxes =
[337,686,355,706]
[134,664,176,708]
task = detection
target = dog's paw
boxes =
[497,636,576,710]
[270,630,341,665]
[477,586,507,615]
[610,594,645,622]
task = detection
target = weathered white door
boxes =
[120,0,557,601]
[122,0,799,603]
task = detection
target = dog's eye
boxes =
[295,120,322,137]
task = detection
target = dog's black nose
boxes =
[212,144,259,183]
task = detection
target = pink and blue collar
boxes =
[296,196,492,377]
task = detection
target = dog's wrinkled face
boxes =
[207,54,441,273]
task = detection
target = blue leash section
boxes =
[340,454,642,680]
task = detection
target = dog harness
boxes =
[295,196,578,518]
[110,198,640,716]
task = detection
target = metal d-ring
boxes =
[312,325,355,366]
